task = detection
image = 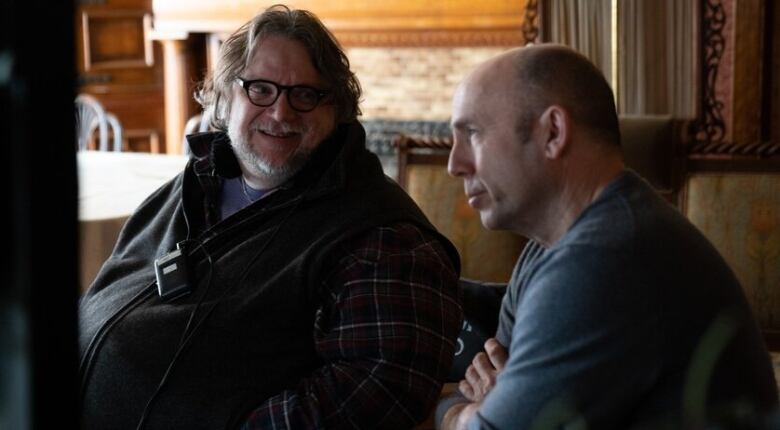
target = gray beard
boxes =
[228,129,312,189]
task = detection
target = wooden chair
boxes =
[182,108,213,155]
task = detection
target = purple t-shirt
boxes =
[220,176,269,220]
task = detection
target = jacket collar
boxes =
[183,121,371,200]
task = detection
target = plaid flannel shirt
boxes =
[242,222,462,429]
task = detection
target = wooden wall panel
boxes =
[152,0,528,47]
[732,0,765,145]
[772,0,780,142]
[76,0,166,152]
[97,91,165,152]
[82,11,152,69]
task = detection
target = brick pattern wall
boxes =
[347,47,512,121]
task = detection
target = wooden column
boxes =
[160,37,189,154]
[732,0,765,145]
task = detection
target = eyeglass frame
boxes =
[235,77,330,113]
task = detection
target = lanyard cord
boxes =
[135,194,305,429]
[135,239,213,430]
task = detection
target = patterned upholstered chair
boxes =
[395,135,526,284]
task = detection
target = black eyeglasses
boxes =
[235,77,330,112]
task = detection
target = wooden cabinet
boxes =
[76,0,167,152]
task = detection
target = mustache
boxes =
[251,121,305,135]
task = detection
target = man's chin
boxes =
[479,212,502,231]
[249,155,309,187]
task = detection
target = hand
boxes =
[459,338,507,402]
[441,401,481,430]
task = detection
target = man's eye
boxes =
[295,90,318,104]
[250,85,274,96]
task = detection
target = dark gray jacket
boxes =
[79,122,460,429]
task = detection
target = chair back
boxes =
[394,135,526,283]
[619,114,689,202]
[75,94,123,151]
[105,112,124,153]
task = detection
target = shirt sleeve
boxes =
[242,222,463,429]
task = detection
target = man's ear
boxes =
[539,105,570,160]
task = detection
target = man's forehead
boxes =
[451,67,508,120]
[245,36,323,84]
[464,59,512,97]
[450,83,477,128]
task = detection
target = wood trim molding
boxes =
[688,140,780,158]
[333,29,523,47]
[686,139,780,173]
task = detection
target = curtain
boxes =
[541,0,696,117]
[618,0,696,117]
[542,0,612,85]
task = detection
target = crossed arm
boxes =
[439,338,508,430]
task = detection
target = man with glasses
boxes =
[79,5,462,429]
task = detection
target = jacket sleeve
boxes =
[241,223,463,429]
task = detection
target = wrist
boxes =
[441,403,469,430]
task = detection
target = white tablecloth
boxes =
[78,151,189,291]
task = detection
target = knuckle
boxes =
[472,352,486,365]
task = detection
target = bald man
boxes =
[437,44,778,429]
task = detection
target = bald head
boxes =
[449,44,625,243]
[461,44,620,147]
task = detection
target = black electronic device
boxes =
[154,247,192,302]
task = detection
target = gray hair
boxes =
[196,4,362,130]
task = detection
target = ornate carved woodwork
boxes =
[521,0,540,45]
[692,0,727,144]
[687,0,779,172]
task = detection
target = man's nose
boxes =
[447,138,473,178]
[266,91,298,122]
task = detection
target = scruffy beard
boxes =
[228,121,313,189]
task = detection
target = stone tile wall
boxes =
[347,47,512,121]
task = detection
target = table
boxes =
[78,151,189,291]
